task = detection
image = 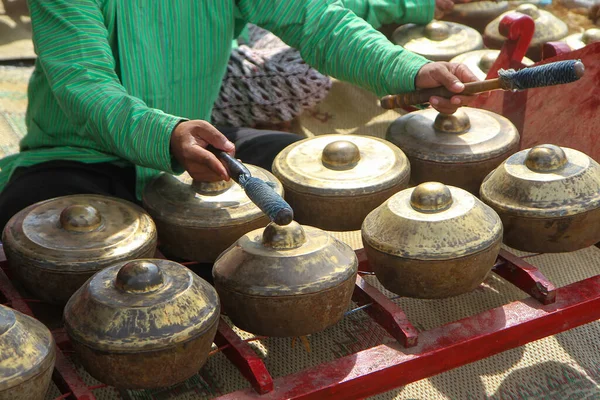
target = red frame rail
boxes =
[2,242,599,400]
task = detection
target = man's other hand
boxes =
[170,120,235,182]
[415,62,479,114]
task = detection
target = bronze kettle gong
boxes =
[450,49,534,80]
[362,182,503,298]
[64,259,220,389]
[143,166,284,263]
[386,108,520,195]
[480,144,600,253]
[272,135,410,231]
[564,28,600,50]
[213,221,358,337]
[484,4,569,61]
[392,20,484,61]
[2,194,157,305]
[442,1,509,33]
[0,305,56,400]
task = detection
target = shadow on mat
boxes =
[554,321,600,386]
[490,361,599,399]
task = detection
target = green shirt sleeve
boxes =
[342,0,435,29]
[27,0,183,174]
[237,0,431,96]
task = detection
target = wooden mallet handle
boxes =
[381,60,585,109]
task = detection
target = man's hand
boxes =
[415,62,479,114]
[170,120,235,183]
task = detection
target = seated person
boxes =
[0,0,478,232]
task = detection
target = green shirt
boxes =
[0,0,434,200]
[233,0,436,47]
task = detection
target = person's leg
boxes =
[212,25,331,128]
[0,160,137,234]
[217,126,303,170]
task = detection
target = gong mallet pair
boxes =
[207,146,294,226]
[380,59,585,109]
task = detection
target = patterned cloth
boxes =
[211,25,332,127]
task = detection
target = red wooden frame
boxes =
[1,239,598,400]
[1,14,599,400]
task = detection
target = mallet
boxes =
[380,59,585,109]
[208,146,294,226]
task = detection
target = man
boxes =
[213,0,469,127]
[0,0,477,232]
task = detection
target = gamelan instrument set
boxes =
[2,4,600,399]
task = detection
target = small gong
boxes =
[480,144,600,253]
[2,195,157,305]
[143,165,284,262]
[362,182,503,298]
[386,108,520,195]
[392,20,484,61]
[272,134,410,231]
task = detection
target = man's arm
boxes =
[28,0,183,173]
[341,0,435,30]
[238,0,430,96]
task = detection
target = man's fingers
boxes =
[431,66,465,93]
[429,96,460,114]
[431,94,475,108]
[187,165,226,183]
[452,63,479,84]
[186,146,229,181]
[193,122,235,153]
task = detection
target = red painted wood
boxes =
[352,275,419,347]
[486,13,535,79]
[0,260,30,314]
[218,274,600,400]
[473,43,600,162]
[52,350,97,400]
[541,42,573,60]
[355,248,371,273]
[213,318,274,394]
[493,249,557,305]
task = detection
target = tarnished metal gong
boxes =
[484,4,569,60]
[2,194,157,305]
[564,28,600,50]
[480,144,600,253]
[362,182,503,298]
[272,134,410,231]
[386,108,520,195]
[0,305,56,400]
[442,1,509,33]
[392,20,484,61]
[450,49,534,80]
[143,165,283,262]
[213,221,358,337]
[64,259,220,389]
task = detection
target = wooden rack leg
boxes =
[493,249,557,305]
[213,318,274,394]
[352,275,419,348]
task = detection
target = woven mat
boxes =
[0,65,29,161]
[1,52,599,400]
[0,0,35,61]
